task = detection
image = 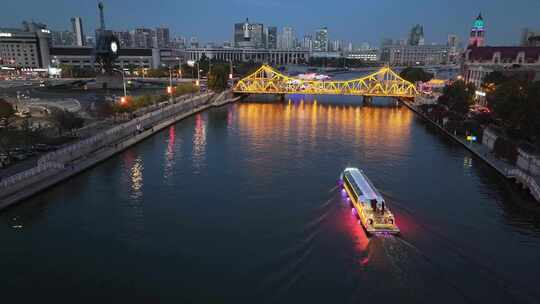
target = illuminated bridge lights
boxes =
[233,64,418,98]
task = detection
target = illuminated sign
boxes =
[0,33,13,37]
[41,29,51,34]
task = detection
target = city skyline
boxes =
[2,0,540,46]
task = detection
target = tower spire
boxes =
[98,1,105,30]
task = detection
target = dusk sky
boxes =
[2,0,540,46]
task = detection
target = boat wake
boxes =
[379,190,539,304]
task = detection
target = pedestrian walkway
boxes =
[402,100,540,203]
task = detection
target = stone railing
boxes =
[507,168,540,201]
[0,162,64,190]
[2,92,213,195]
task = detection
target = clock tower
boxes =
[469,13,485,47]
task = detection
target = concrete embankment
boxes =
[0,91,240,210]
[402,100,540,203]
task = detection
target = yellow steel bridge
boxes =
[233,64,418,98]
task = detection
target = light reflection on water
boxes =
[192,113,207,174]
[1,97,540,303]
[163,126,179,183]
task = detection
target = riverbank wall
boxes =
[0,90,240,210]
[402,100,540,203]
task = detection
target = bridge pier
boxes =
[362,96,373,105]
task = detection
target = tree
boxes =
[399,67,434,83]
[482,71,508,89]
[0,99,15,119]
[208,63,229,91]
[50,109,84,135]
[438,80,475,116]
[59,64,74,78]
[198,53,210,76]
[490,80,540,143]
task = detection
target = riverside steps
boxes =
[402,100,540,203]
[0,90,240,210]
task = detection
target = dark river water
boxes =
[1,94,540,303]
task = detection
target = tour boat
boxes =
[340,167,400,235]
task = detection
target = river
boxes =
[1,92,539,303]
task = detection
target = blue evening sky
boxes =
[2,0,540,46]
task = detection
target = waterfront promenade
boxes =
[0,90,239,210]
[402,100,540,202]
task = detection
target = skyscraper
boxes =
[51,30,75,46]
[302,35,313,51]
[314,27,328,52]
[71,17,85,46]
[265,26,277,49]
[112,30,131,47]
[131,28,154,48]
[408,24,424,46]
[234,18,264,48]
[280,26,294,50]
[331,39,342,52]
[469,13,485,47]
[155,27,170,48]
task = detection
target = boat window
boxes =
[344,172,363,198]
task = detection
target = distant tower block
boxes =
[469,13,485,47]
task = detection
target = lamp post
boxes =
[196,61,200,87]
[176,57,182,79]
[169,66,173,103]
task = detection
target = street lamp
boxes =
[168,66,173,103]
[176,57,182,79]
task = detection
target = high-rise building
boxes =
[314,27,329,52]
[156,27,170,48]
[469,13,485,47]
[280,26,294,50]
[51,30,75,46]
[331,39,342,52]
[408,24,424,46]
[131,28,154,48]
[302,35,313,51]
[233,18,264,48]
[170,36,186,49]
[70,17,85,46]
[265,26,277,49]
[190,37,199,48]
[112,30,131,47]
[0,21,51,68]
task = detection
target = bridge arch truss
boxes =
[233,65,418,98]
